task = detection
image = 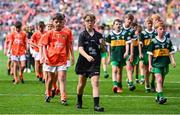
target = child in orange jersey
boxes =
[42,13,72,105]
[4,26,16,76]
[30,21,46,82]
[9,21,27,84]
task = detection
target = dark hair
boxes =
[52,12,65,21]
[125,13,134,21]
[15,21,22,29]
[83,13,96,21]
[39,21,45,27]
[113,19,122,25]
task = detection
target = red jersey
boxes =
[31,31,46,52]
[42,29,71,66]
[10,31,27,56]
[62,27,73,60]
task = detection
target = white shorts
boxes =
[33,51,40,61]
[43,64,67,72]
[66,60,71,68]
[11,55,26,61]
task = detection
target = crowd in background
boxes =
[0,0,180,49]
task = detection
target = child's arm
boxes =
[106,42,111,64]
[130,41,134,62]
[69,41,75,66]
[169,54,176,68]
[138,36,143,59]
[148,54,153,71]
[79,46,94,62]
[124,43,129,59]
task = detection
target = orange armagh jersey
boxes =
[62,27,73,60]
[42,29,71,66]
[4,33,12,50]
[10,31,27,56]
[31,31,46,52]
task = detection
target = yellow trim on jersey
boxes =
[144,39,151,46]
[133,40,139,46]
[111,40,126,46]
[153,48,169,57]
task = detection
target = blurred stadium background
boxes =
[0,0,180,50]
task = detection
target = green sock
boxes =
[140,75,144,79]
[117,82,122,88]
[135,75,139,79]
[157,92,164,97]
[113,81,118,86]
[129,81,133,86]
[151,79,155,85]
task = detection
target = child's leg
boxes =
[144,65,150,92]
[46,72,54,96]
[101,57,109,78]
[134,64,139,81]
[91,75,104,111]
[58,70,67,103]
[154,73,166,104]
[19,60,26,82]
[117,67,123,93]
[139,61,145,84]
[151,74,156,92]
[7,58,11,75]
[35,60,43,80]
[112,65,118,93]
[76,75,87,108]
[126,61,135,91]
[13,61,19,84]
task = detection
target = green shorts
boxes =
[142,53,149,65]
[111,60,126,67]
[101,52,108,58]
[151,66,169,77]
[132,57,139,66]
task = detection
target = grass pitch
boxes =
[0,51,180,114]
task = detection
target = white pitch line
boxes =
[0,93,180,99]
[2,79,180,84]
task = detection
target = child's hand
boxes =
[123,52,128,59]
[107,56,110,65]
[149,65,152,72]
[172,61,176,68]
[86,55,94,62]
[71,57,75,66]
[129,55,133,63]
[139,54,143,59]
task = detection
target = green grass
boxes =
[0,51,180,114]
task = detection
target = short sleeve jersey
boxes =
[132,34,139,57]
[41,29,70,66]
[140,29,156,53]
[75,29,102,72]
[147,36,174,68]
[31,31,46,52]
[10,31,27,56]
[61,27,73,60]
[106,29,132,62]
[5,33,11,49]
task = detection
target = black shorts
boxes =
[75,61,100,78]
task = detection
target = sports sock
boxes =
[77,94,82,104]
[113,81,118,86]
[117,82,122,88]
[94,97,99,107]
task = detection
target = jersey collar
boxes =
[155,36,166,43]
[123,24,130,30]
[145,29,155,34]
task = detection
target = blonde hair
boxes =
[154,21,166,29]
[144,16,153,24]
